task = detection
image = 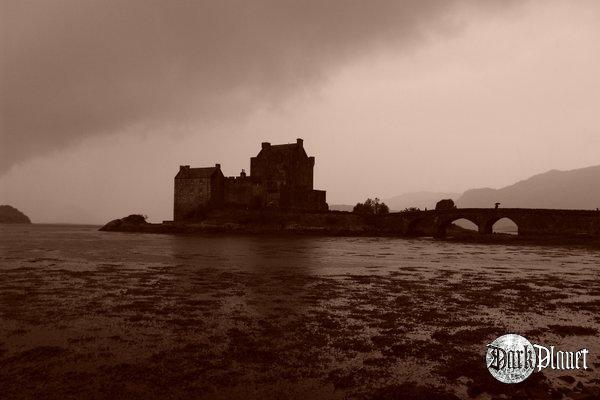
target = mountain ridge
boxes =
[457,165,600,210]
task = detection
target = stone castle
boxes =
[174,139,328,221]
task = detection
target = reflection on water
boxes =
[0,224,599,399]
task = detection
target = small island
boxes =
[100,139,390,236]
[100,139,600,246]
[0,205,32,224]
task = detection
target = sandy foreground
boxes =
[0,227,599,399]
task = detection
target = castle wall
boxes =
[284,189,328,211]
[174,177,211,221]
[250,144,314,192]
[211,173,225,205]
[224,177,266,208]
[250,156,314,190]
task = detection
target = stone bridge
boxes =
[381,208,600,238]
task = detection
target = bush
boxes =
[353,198,389,216]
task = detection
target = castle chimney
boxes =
[261,142,271,149]
[240,169,246,178]
[215,163,221,169]
[296,138,303,147]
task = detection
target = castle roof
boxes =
[257,139,308,158]
[175,166,221,179]
[269,143,298,152]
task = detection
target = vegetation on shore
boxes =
[353,198,389,215]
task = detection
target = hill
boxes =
[0,205,32,223]
[458,165,600,209]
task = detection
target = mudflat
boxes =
[1,224,599,399]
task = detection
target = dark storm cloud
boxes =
[0,0,507,173]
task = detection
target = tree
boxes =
[353,198,389,215]
[435,199,456,211]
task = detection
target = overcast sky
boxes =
[1,0,599,223]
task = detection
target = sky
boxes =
[1,0,599,224]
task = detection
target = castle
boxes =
[174,139,328,221]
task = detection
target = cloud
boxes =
[1,0,509,174]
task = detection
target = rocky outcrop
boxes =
[99,214,148,231]
[0,205,31,223]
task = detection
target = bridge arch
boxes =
[435,216,481,238]
[488,217,519,235]
[481,215,521,235]
[452,218,479,232]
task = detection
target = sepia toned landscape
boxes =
[2,1,600,399]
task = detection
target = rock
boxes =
[99,214,147,231]
[0,205,31,223]
[121,214,147,224]
[99,219,123,231]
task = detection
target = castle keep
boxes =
[174,139,328,221]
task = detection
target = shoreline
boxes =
[99,215,600,249]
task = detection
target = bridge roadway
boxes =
[380,208,600,238]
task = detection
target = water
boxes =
[1,224,599,399]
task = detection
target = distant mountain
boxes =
[0,205,31,223]
[329,204,354,212]
[458,165,600,209]
[330,192,460,212]
[384,191,460,211]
